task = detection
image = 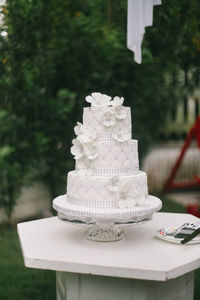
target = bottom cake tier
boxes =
[66,170,149,209]
[53,194,162,220]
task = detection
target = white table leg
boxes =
[56,271,194,300]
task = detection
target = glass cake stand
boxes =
[53,195,162,242]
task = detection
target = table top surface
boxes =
[17,212,200,281]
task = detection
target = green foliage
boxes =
[147,0,200,93]
[159,194,186,214]
[0,110,30,219]
[0,227,55,300]
[0,0,199,218]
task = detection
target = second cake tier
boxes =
[76,139,139,176]
[66,171,148,209]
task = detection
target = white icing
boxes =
[75,140,139,174]
[66,171,148,209]
[66,93,155,211]
[83,106,131,138]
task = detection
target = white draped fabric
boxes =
[127,0,162,64]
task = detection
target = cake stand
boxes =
[53,195,162,242]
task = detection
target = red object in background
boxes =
[163,117,200,192]
[194,174,200,184]
[186,203,200,218]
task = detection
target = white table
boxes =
[17,212,200,300]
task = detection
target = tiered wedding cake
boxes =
[53,93,161,222]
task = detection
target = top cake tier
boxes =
[83,93,132,142]
[83,106,132,141]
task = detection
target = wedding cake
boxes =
[58,92,162,218]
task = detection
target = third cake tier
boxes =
[67,171,148,209]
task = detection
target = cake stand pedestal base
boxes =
[53,194,162,242]
[56,271,194,300]
[84,223,123,242]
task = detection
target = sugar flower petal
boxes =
[102,111,116,127]
[137,197,149,207]
[77,134,92,144]
[126,197,138,208]
[115,107,127,120]
[112,130,130,142]
[107,176,120,193]
[74,122,83,136]
[117,199,126,209]
[84,143,98,160]
[76,125,97,144]
[71,139,84,159]
[85,92,112,107]
[111,96,124,107]
[85,95,93,104]
[76,155,91,168]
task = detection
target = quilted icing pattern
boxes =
[76,140,139,172]
[67,171,148,208]
[83,106,132,135]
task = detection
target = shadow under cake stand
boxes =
[53,195,162,242]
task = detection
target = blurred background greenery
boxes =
[0,0,200,299]
[0,0,200,220]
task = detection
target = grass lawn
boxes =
[0,226,55,300]
[0,195,199,300]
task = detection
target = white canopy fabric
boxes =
[127,0,162,64]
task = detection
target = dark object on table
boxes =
[174,226,197,239]
[181,228,200,244]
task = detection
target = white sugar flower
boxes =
[74,121,96,143]
[117,199,127,209]
[76,165,93,176]
[116,181,139,209]
[102,111,116,127]
[76,156,91,168]
[137,197,149,208]
[110,96,127,120]
[112,127,130,142]
[126,197,138,208]
[115,106,127,120]
[84,143,98,160]
[117,197,137,209]
[111,96,124,108]
[120,182,130,199]
[74,122,83,136]
[77,125,97,144]
[71,139,84,159]
[107,176,120,193]
[85,92,111,107]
